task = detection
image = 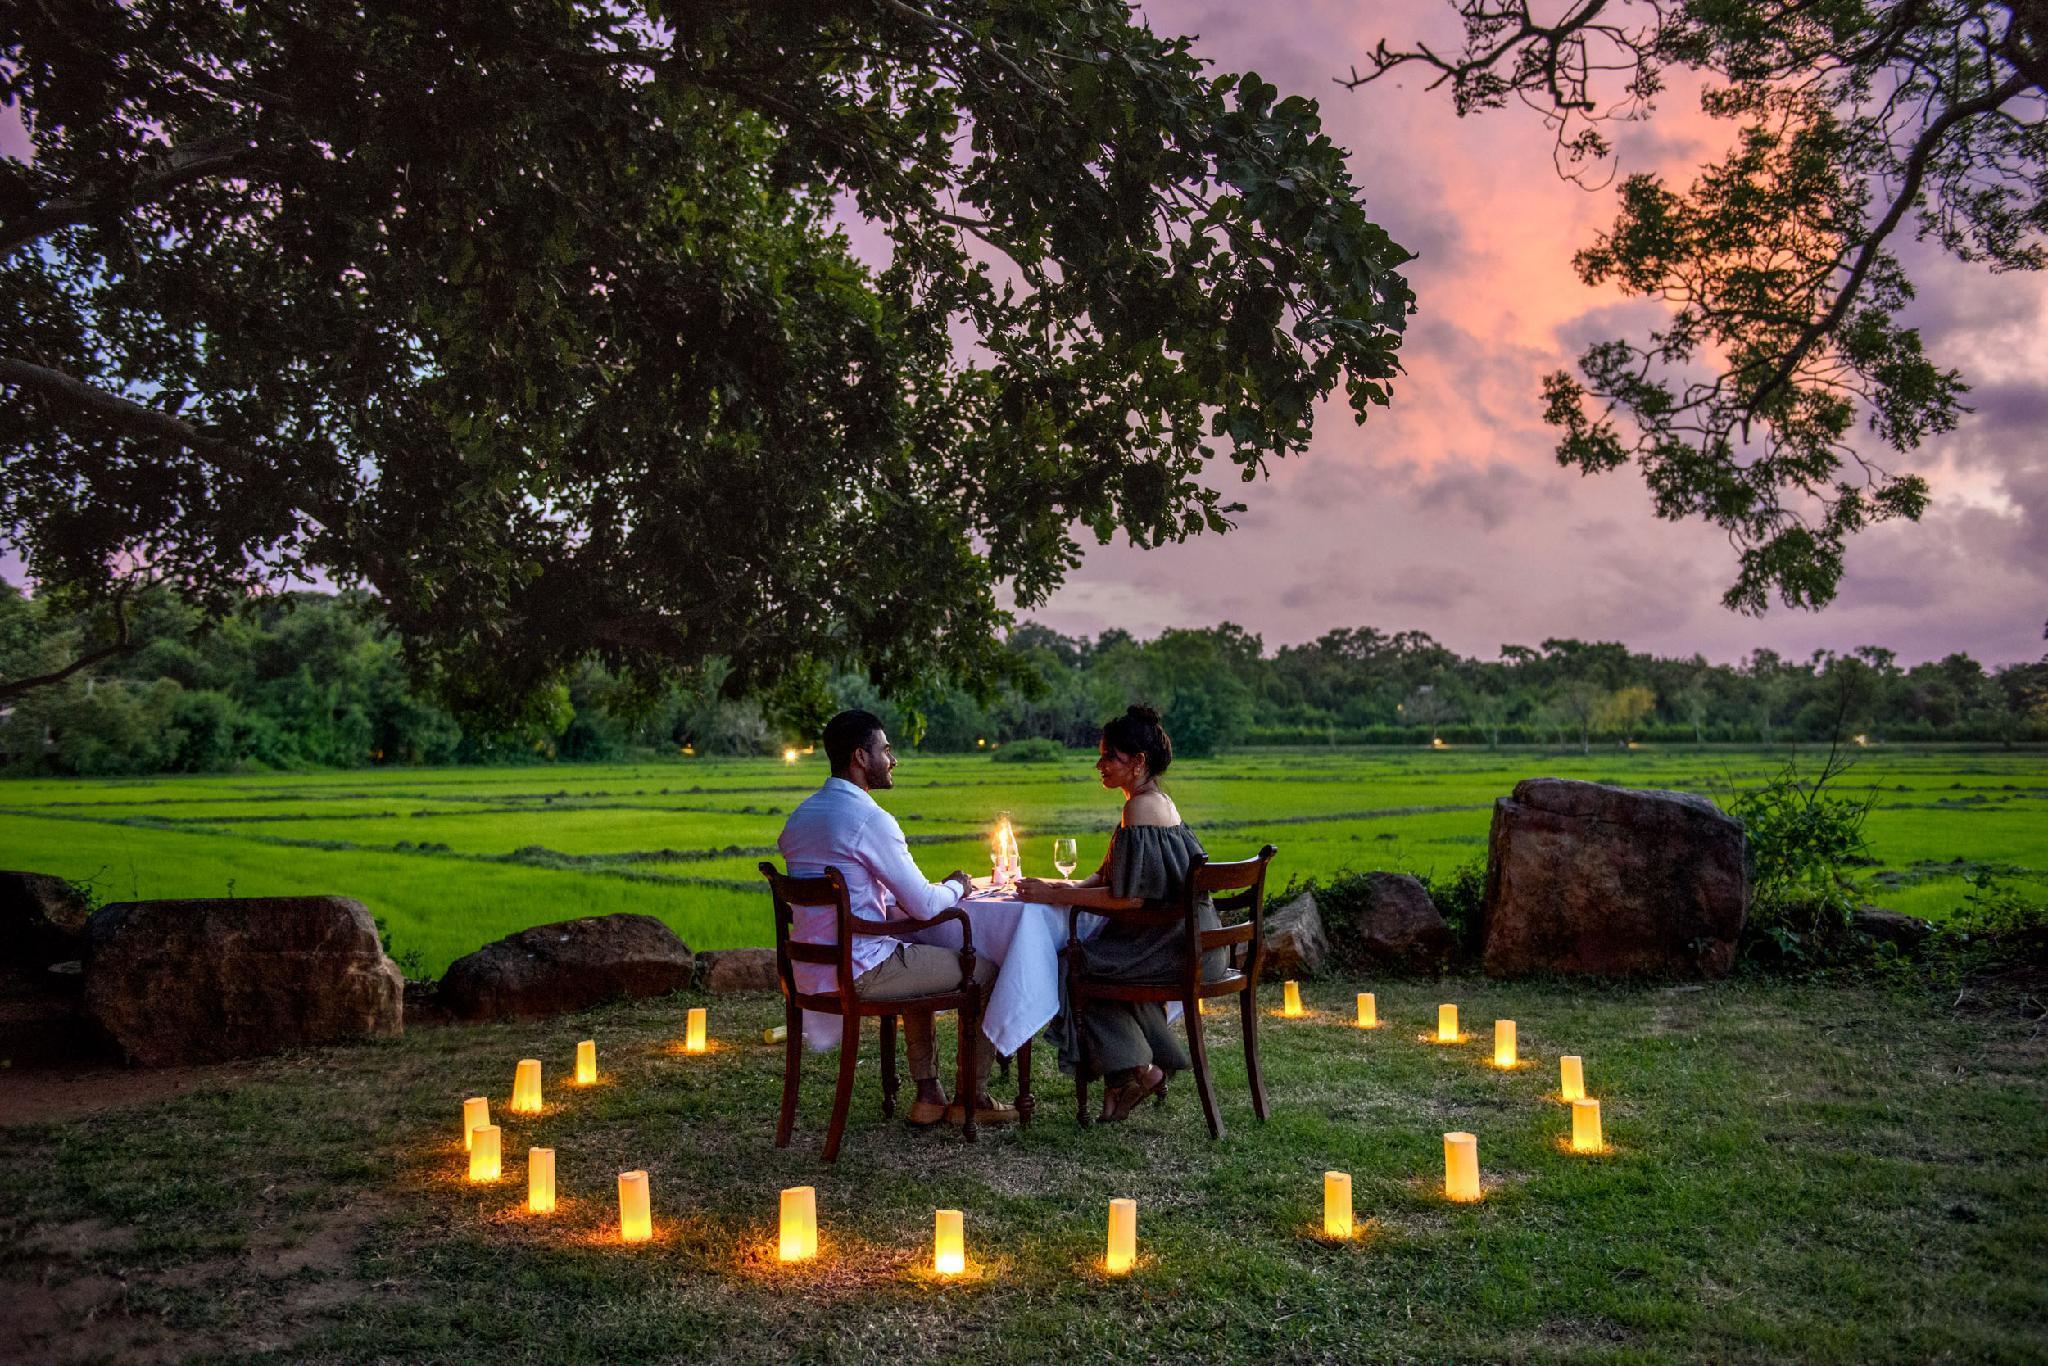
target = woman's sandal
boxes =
[1098,1065,1167,1124]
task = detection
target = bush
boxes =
[1727,749,1875,967]
[1416,858,1487,956]
[992,737,1067,764]
[1276,857,1485,973]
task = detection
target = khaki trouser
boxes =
[854,943,997,1085]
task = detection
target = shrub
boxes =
[1416,857,1487,956]
[992,737,1067,764]
[1726,748,1876,967]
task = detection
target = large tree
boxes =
[0,0,1414,720]
[1349,1,2046,613]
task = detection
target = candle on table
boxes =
[1443,1131,1480,1202]
[1571,1099,1604,1153]
[1105,1198,1137,1274]
[1323,1171,1353,1239]
[685,1007,707,1053]
[511,1058,543,1113]
[933,1209,965,1276]
[528,1147,555,1213]
[1356,992,1377,1028]
[1283,981,1304,1017]
[1494,1020,1517,1068]
[1437,1003,1459,1042]
[780,1185,817,1262]
[1560,1055,1586,1101]
[575,1040,597,1085]
[618,1170,652,1243]
[462,1096,490,1150]
[468,1124,501,1182]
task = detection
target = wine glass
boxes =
[1052,837,1078,879]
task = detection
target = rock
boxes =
[0,956,114,1068]
[1,871,92,972]
[699,947,780,995]
[83,896,404,1066]
[403,977,452,1027]
[1259,892,1328,978]
[438,914,693,1021]
[1350,873,1453,971]
[1481,778,1749,978]
[1853,905,1933,948]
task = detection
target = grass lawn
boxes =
[4,975,2043,1361]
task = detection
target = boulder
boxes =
[1481,778,1749,978]
[438,914,693,1021]
[1259,892,1328,978]
[1350,873,1453,971]
[1,871,91,971]
[84,896,403,1066]
[1853,905,1933,949]
[699,947,781,995]
[0,960,115,1068]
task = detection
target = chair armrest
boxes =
[846,906,975,954]
[1075,903,1183,931]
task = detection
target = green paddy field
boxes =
[3,747,2042,974]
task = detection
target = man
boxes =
[777,709,1016,1126]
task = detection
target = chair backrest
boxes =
[757,862,857,1006]
[1188,843,1279,982]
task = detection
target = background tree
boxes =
[1348,1,2047,613]
[1,0,1415,724]
[1595,682,1656,744]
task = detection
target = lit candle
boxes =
[618,1170,652,1243]
[1283,981,1304,1017]
[1571,1099,1604,1153]
[1105,1198,1137,1274]
[685,1007,707,1053]
[1494,1020,1517,1068]
[780,1185,817,1262]
[469,1124,501,1182]
[575,1040,597,1085]
[1356,992,1377,1028]
[1560,1055,1586,1102]
[528,1147,555,1213]
[1437,1003,1459,1042]
[511,1058,543,1113]
[1443,1131,1480,1202]
[462,1096,490,1150]
[934,1209,965,1276]
[1323,1171,1353,1239]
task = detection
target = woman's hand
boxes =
[1012,877,1069,904]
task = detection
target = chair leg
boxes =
[1184,992,1224,1140]
[775,1001,802,1148]
[879,1013,899,1119]
[822,1014,861,1163]
[959,990,980,1144]
[1015,1039,1034,1128]
[998,1049,1011,1082]
[1070,977,1093,1128]
[1241,986,1270,1123]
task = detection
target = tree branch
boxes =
[0,597,134,704]
[0,136,263,259]
[0,355,266,481]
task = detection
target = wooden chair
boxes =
[1062,843,1279,1139]
[759,861,985,1162]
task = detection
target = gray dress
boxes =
[1052,823,1230,1078]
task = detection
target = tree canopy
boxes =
[1349,0,2047,613]
[0,0,1415,721]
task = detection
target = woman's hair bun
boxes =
[1125,704,1162,725]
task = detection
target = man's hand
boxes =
[943,869,974,896]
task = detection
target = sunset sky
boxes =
[5,2,2043,667]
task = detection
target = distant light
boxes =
[1853,734,1868,747]
[783,747,799,764]
[977,737,987,748]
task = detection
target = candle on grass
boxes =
[1356,992,1377,1028]
[684,1006,707,1053]
[1105,1198,1137,1274]
[1283,980,1304,1017]
[528,1148,555,1213]
[780,1186,817,1262]
[462,1096,490,1150]
[1323,1171,1353,1239]
[618,1170,652,1243]
[468,1124,501,1182]
[511,1058,543,1113]
[1560,1055,1586,1102]
[1443,1131,1480,1202]
[1437,1003,1459,1042]
[934,1209,965,1276]
[575,1040,597,1085]
[1571,1099,1604,1153]
[1494,1020,1517,1068]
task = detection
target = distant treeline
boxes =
[2,583,2044,776]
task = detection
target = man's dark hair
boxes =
[1100,703,1172,776]
[823,710,886,775]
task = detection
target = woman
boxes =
[1014,705,1227,1123]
